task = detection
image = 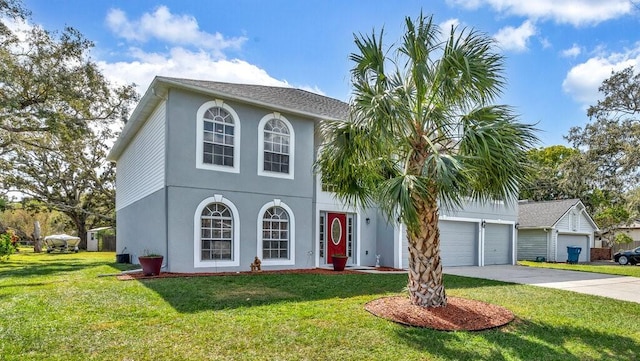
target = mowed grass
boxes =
[1,251,639,360]
[520,260,640,278]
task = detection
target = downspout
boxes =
[543,228,551,261]
[479,219,486,266]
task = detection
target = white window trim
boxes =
[257,112,294,179]
[194,194,240,268]
[196,100,241,173]
[256,199,295,266]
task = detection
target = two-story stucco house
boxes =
[107,76,519,272]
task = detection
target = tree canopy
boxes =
[521,67,640,234]
[519,145,579,201]
[0,1,136,155]
[1,126,117,247]
[0,0,138,246]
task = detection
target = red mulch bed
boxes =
[116,267,369,280]
[365,296,514,331]
[116,267,511,331]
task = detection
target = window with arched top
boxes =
[194,195,240,267]
[196,100,241,173]
[258,113,294,179]
[257,200,296,265]
[200,203,233,260]
[262,206,289,259]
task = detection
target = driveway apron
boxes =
[444,265,640,304]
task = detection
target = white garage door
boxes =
[484,223,512,265]
[557,234,589,263]
[440,221,478,266]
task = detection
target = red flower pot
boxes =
[138,256,163,276]
[331,255,348,271]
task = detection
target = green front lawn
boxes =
[520,260,640,278]
[1,251,639,361]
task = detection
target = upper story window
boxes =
[196,100,241,173]
[258,113,294,179]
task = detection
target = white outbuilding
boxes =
[517,199,599,263]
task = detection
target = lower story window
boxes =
[262,206,289,259]
[201,203,233,260]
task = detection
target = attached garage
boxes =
[400,220,479,268]
[439,220,478,266]
[556,234,589,263]
[484,223,512,265]
[396,202,518,268]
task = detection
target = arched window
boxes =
[258,113,294,179]
[201,203,233,260]
[194,195,240,267]
[196,100,240,173]
[257,200,295,265]
[262,206,289,259]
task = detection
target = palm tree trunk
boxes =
[406,196,447,307]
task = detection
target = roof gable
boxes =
[108,76,349,161]
[518,199,584,228]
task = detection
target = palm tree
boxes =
[315,13,537,307]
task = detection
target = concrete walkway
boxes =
[444,265,640,304]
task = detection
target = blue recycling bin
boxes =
[567,246,581,264]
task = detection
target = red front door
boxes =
[327,212,347,264]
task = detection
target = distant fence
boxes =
[611,241,640,254]
[100,235,116,252]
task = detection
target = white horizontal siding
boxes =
[579,211,596,233]
[517,230,547,261]
[556,214,570,230]
[115,101,166,210]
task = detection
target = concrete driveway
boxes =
[444,265,640,304]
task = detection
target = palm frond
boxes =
[314,12,539,234]
[458,105,539,203]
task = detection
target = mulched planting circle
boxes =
[365,296,514,331]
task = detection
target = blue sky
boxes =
[18,0,640,146]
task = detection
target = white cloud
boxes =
[439,18,461,43]
[494,20,536,52]
[99,7,326,96]
[562,44,640,105]
[105,6,246,57]
[561,44,582,58]
[539,37,552,49]
[98,47,292,94]
[446,0,632,26]
[440,18,461,32]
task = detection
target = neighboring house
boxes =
[107,76,519,273]
[517,199,599,263]
[598,219,640,250]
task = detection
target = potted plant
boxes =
[138,251,164,276]
[331,254,348,271]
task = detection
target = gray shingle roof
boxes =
[157,76,349,120]
[518,199,581,228]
